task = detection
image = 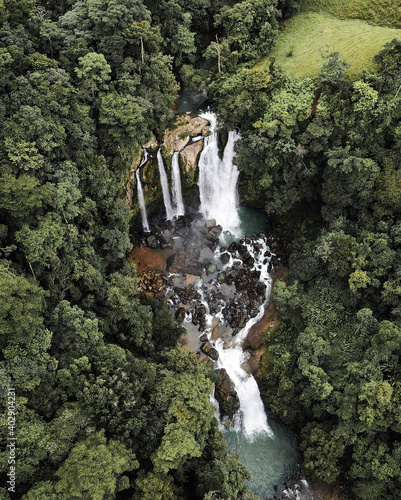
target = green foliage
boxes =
[133,471,177,500]
[0,1,256,498]
[0,262,45,349]
[215,0,279,63]
[54,430,138,499]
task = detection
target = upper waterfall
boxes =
[198,111,240,231]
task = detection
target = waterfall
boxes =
[136,150,150,233]
[157,149,174,220]
[171,152,185,216]
[198,111,240,231]
[214,236,274,439]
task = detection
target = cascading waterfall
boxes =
[157,149,174,220]
[171,151,185,216]
[210,238,274,439]
[198,111,240,231]
[136,150,151,233]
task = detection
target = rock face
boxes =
[215,368,240,418]
[180,139,204,173]
[129,116,210,225]
[143,135,158,151]
[163,115,209,156]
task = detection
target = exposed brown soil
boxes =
[130,246,174,275]
[310,480,349,499]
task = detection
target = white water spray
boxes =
[136,150,150,233]
[214,237,274,439]
[198,111,240,231]
[171,151,185,216]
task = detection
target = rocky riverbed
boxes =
[132,212,281,419]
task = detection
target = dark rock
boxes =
[245,236,252,245]
[160,229,172,243]
[220,252,230,265]
[228,242,238,253]
[199,333,208,343]
[242,251,254,266]
[166,252,177,272]
[215,368,239,418]
[200,342,219,360]
[175,307,186,323]
[195,305,207,318]
[206,225,223,242]
[237,244,247,257]
[182,264,202,276]
[146,235,159,249]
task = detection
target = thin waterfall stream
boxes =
[171,151,185,216]
[136,150,150,233]
[157,148,174,220]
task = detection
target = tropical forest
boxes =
[1,0,401,499]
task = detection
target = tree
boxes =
[215,0,279,62]
[54,431,138,498]
[75,52,111,97]
[0,261,45,349]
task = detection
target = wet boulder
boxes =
[200,341,219,361]
[242,251,254,267]
[206,219,217,228]
[220,252,230,265]
[199,333,208,343]
[228,241,238,253]
[195,305,207,318]
[211,324,220,341]
[146,235,159,249]
[207,264,217,275]
[215,368,240,418]
[207,225,223,242]
[175,307,186,323]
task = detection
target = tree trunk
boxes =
[216,34,221,73]
[140,36,144,64]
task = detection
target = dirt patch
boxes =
[131,246,174,275]
[310,480,349,499]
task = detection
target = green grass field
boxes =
[258,12,401,79]
[301,0,401,29]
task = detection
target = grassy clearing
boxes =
[257,12,401,79]
[300,0,401,29]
